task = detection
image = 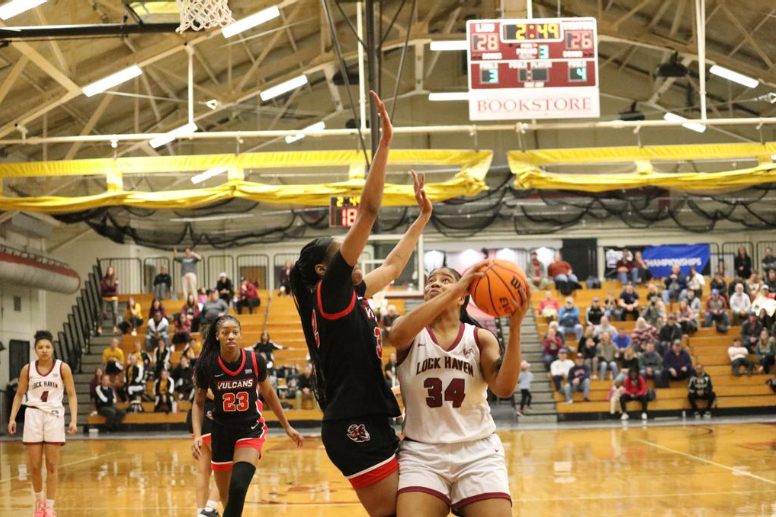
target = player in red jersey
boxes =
[192,315,303,517]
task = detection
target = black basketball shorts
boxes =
[210,419,267,471]
[321,414,400,489]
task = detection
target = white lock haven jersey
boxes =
[25,360,66,416]
[398,323,496,444]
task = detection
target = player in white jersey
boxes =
[390,265,528,517]
[7,331,78,517]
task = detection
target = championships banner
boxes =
[641,244,710,278]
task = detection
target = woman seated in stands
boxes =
[539,291,560,322]
[180,294,201,333]
[119,296,143,336]
[602,290,622,320]
[747,272,763,296]
[237,278,261,315]
[148,298,167,321]
[676,299,698,335]
[756,329,776,375]
[152,338,172,380]
[578,326,598,352]
[172,313,193,348]
[631,317,658,353]
[154,369,176,413]
[710,272,727,299]
[633,251,652,284]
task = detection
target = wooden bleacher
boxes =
[535,280,775,419]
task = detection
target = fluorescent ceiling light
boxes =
[149,122,198,149]
[0,0,46,20]
[429,92,470,101]
[430,40,468,51]
[222,6,280,38]
[260,75,308,101]
[82,65,143,97]
[191,167,229,185]
[285,121,326,144]
[709,65,758,89]
[664,112,706,133]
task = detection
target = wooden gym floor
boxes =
[2,421,776,516]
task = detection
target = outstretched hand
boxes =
[412,170,432,217]
[455,260,490,296]
[370,90,393,145]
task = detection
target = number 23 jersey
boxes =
[200,349,267,426]
[398,323,496,444]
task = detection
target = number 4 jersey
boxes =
[25,360,65,416]
[205,349,268,426]
[398,324,496,444]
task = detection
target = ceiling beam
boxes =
[64,93,114,160]
[0,56,29,108]
[33,7,72,76]
[717,2,773,68]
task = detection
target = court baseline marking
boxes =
[0,452,120,484]
[636,439,776,487]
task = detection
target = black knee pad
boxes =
[229,461,255,494]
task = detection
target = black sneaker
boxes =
[199,509,220,517]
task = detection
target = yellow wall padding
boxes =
[509,142,776,193]
[0,150,491,212]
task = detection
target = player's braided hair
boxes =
[289,237,335,410]
[195,315,241,388]
[428,267,481,328]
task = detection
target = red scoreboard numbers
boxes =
[330,196,360,228]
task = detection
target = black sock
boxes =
[222,461,256,517]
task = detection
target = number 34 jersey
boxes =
[398,324,496,444]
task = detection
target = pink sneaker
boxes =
[33,500,45,517]
[44,508,57,517]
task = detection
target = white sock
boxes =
[206,499,218,510]
[46,499,54,509]
[34,491,44,501]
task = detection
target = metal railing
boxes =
[236,254,270,290]
[143,256,172,294]
[205,255,236,289]
[98,257,143,295]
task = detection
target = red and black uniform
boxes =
[196,348,268,471]
[314,251,401,489]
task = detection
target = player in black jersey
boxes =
[290,91,433,517]
[192,315,303,517]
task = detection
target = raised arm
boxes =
[339,90,393,266]
[62,363,79,434]
[480,289,529,397]
[259,379,303,448]
[364,170,433,298]
[7,365,29,435]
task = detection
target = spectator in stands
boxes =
[152,338,171,379]
[124,353,145,411]
[380,305,400,341]
[148,298,166,321]
[729,337,754,376]
[215,272,234,306]
[585,297,605,327]
[633,251,652,284]
[253,332,285,366]
[278,260,292,296]
[639,342,663,382]
[580,337,599,379]
[597,332,620,380]
[618,283,640,321]
[95,374,125,432]
[545,321,565,345]
[102,338,124,385]
[579,326,597,351]
[516,361,534,416]
[744,274,760,297]
[676,299,699,335]
[641,294,666,330]
[130,341,150,378]
[548,251,578,284]
[297,364,315,409]
[663,340,694,384]
[741,312,763,353]
[528,251,550,290]
[662,265,687,305]
[686,289,702,316]
[153,266,172,301]
[236,278,260,315]
[563,353,591,404]
[172,355,194,400]
[89,367,103,403]
[766,270,776,293]
[755,329,776,374]
[602,289,622,321]
[118,296,143,337]
[181,338,200,366]
[616,346,639,383]
[196,287,208,306]
[542,328,563,370]
[172,313,192,347]
[704,289,730,331]
[613,327,632,350]
[659,314,683,354]
[180,293,201,333]
[173,247,202,300]
[99,266,120,335]
[620,368,649,421]
[200,289,229,329]
[735,247,753,280]
[729,283,752,325]
[558,297,584,341]
[715,258,727,278]
[608,379,625,416]
[384,352,399,388]
[616,250,639,286]
[154,369,175,413]
[710,272,727,300]
[539,291,560,322]
[688,364,715,418]
[632,317,658,352]
[594,315,618,339]
[763,247,776,276]
[550,349,574,391]
[145,311,170,351]
[687,267,704,300]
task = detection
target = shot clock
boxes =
[329,196,360,228]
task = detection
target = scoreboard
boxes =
[466,18,599,121]
[329,196,360,228]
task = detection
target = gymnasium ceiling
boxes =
[1,0,776,245]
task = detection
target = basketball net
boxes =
[176,0,235,33]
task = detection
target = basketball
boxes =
[468,259,528,317]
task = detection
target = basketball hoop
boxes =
[175,0,234,33]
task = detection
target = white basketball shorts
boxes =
[22,407,66,446]
[397,433,511,511]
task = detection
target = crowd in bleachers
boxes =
[529,246,776,419]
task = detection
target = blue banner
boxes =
[642,244,710,277]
